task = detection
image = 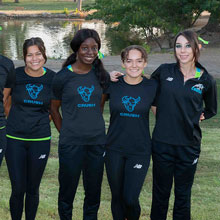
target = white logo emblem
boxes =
[166,77,173,81]
[133,164,142,169]
[0,149,2,153]
[191,84,204,94]
[39,154,46,159]
[103,152,106,157]
[192,158,198,165]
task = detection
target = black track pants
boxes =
[58,144,105,220]
[0,128,6,166]
[105,149,150,220]
[150,141,200,220]
[5,138,50,220]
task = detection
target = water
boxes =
[0,18,116,60]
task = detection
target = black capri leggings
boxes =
[5,138,50,220]
[105,149,151,220]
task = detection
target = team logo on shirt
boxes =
[77,85,94,102]
[122,96,141,112]
[191,84,204,94]
[26,84,43,99]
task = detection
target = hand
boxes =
[199,113,205,122]
[110,71,124,82]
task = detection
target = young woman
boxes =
[50,28,109,220]
[5,37,55,220]
[102,45,158,220]
[150,30,217,220]
[0,55,15,166]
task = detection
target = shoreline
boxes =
[0,9,95,19]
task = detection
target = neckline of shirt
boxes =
[24,67,47,78]
[176,63,206,81]
[121,76,145,86]
[67,64,93,76]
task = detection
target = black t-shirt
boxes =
[6,66,55,139]
[105,76,158,155]
[151,63,217,147]
[52,67,106,146]
[0,55,15,127]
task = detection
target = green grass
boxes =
[0,80,220,219]
[0,0,95,11]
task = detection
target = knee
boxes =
[174,190,191,208]
[153,182,172,199]
[26,186,39,196]
[11,187,25,199]
[111,191,121,203]
[123,195,139,209]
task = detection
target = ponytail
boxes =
[93,57,109,89]
[62,53,77,68]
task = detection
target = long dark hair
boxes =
[23,37,47,63]
[63,28,109,88]
[174,30,200,64]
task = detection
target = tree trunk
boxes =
[203,12,220,32]
[15,0,19,2]
[77,0,82,11]
[0,0,2,5]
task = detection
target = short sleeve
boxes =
[51,72,65,100]
[103,81,110,94]
[5,60,15,88]
[0,58,16,89]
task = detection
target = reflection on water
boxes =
[0,19,160,60]
[0,19,110,60]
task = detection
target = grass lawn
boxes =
[0,0,95,11]
[0,80,219,219]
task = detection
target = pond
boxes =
[0,18,145,60]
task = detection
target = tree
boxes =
[89,0,202,47]
[89,0,220,48]
[14,0,19,2]
[203,1,220,32]
[204,13,220,32]
[0,0,2,5]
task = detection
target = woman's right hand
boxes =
[199,113,205,122]
[110,71,124,82]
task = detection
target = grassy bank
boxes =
[0,0,95,11]
[0,81,219,219]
